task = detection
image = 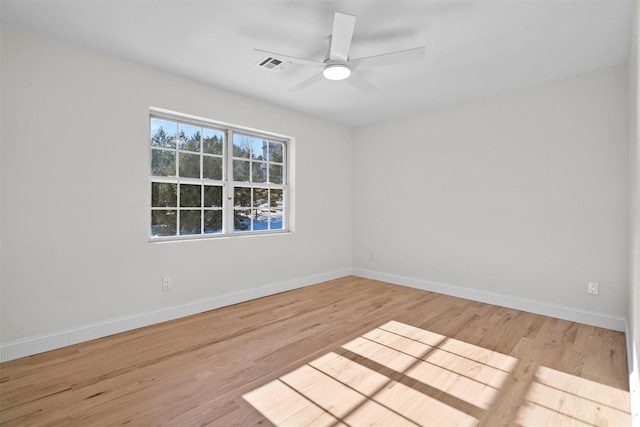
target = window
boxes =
[149,110,288,240]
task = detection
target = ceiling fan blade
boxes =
[346,72,377,94]
[289,71,325,92]
[350,46,425,69]
[329,12,356,62]
[253,49,323,67]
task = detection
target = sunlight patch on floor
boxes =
[516,365,631,426]
[243,320,630,427]
[244,351,477,427]
[344,321,517,410]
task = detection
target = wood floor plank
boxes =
[0,276,630,426]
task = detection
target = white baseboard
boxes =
[352,268,627,332]
[627,320,640,426]
[1,268,628,362]
[0,269,351,362]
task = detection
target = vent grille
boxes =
[256,57,288,72]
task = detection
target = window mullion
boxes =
[175,142,181,236]
[226,130,235,235]
[200,130,204,235]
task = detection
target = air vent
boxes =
[256,57,288,72]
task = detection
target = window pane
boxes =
[203,156,222,180]
[151,182,177,207]
[233,159,250,181]
[151,149,176,176]
[204,185,222,208]
[151,118,177,148]
[270,188,283,208]
[180,184,201,207]
[270,209,283,230]
[269,164,283,184]
[179,152,200,178]
[204,210,222,234]
[253,188,268,208]
[151,210,177,236]
[204,128,224,155]
[254,210,269,231]
[269,141,283,162]
[204,185,222,207]
[180,210,201,235]
[178,123,201,152]
[252,138,267,160]
[234,187,251,207]
[233,134,250,158]
[234,210,251,232]
[252,162,267,183]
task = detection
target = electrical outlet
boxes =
[587,282,599,295]
[162,277,172,292]
[369,252,375,261]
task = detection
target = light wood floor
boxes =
[0,276,630,426]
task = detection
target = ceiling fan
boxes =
[254,12,426,94]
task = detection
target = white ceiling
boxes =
[1,0,634,127]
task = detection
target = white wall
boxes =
[0,24,633,364]
[0,27,352,347]
[628,0,640,422]
[353,66,629,318]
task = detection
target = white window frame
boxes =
[149,108,290,242]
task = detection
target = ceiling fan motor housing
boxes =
[323,62,351,80]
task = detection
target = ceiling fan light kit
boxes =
[323,63,351,80]
[255,12,426,93]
